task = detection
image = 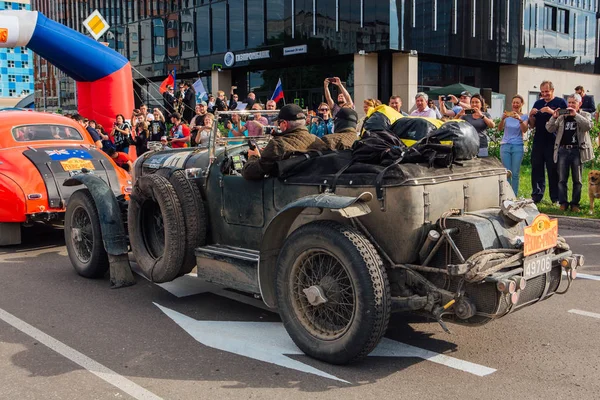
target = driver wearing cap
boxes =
[243,104,327,180]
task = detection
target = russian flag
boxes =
[159,69,176,94]
[271,78,284,103]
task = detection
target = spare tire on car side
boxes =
[155,168,207,275]
[128,174,185,283]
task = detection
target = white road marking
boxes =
[0,307,162,400]
[371,339,496,376]
[155,303,496,382]
[561,234,600,238]
[132,262,271,310]
[568,309,600,320]
[577,273,600,281]
[561,271,600,281]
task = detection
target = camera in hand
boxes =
[246,114,255,121]
[465,109,476,115]
[248,139,257,151]
[442,95,452,101]
[558,108,570,116]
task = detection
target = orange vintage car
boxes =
[0,111,131,245]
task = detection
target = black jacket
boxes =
[242,126,327,180]
[581,94,596,114]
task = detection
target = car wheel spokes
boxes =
[72,207,93,263]
[291,250,355,340]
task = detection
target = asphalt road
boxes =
[1,224,599,400]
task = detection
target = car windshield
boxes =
[12,124,84,142]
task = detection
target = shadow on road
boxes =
[0,223,64,256]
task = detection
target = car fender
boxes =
[0,173,26,222]
[63,173,129,256]
[258,191,373,309]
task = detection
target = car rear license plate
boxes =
[523,214,558,256]
[523,253,553,279]
[60,158,95,172]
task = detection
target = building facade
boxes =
[0,0,34,109]
[30,0,600,114]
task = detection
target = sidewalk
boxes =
[551,214,600,232]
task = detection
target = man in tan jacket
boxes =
[243,104,327,180]
[546,93,593,212]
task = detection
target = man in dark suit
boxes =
[182,81,197,124]
[162,85,176,116]
[575,85,595,114]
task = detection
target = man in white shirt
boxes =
[410,93,437,118]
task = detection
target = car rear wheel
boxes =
[64,190,109,278]
[276,220,391,364]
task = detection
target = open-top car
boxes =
[0,111,131,245]
[63,109,582,365]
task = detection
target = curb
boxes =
[550,215,600,232]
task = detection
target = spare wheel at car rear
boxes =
[155,169,206,275]
[64,190,109,278]
[128,174,185,283]
[276,220,391,365]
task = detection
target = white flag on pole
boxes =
[192,78,208,101]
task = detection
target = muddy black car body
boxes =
[63,111,582,365]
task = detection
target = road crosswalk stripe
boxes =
[568,309,600,320]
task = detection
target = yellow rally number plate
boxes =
[60,158,95,172]
[523,214,558,257]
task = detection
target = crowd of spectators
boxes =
[65,78,595,213]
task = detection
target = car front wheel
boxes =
[276,220,391,364]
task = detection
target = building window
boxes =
[7,48,13,53]
[22,61,29,68]
[23,76,30,83]
[153,18,165,63]
[9,89,16,97]
[7,60,15,68]
[229,0,246,51]
[5,3,13,9]
[8,74,15,82]
[19,3,27,10]
[247,0,265,48]
[544,5,569,34]
[211,2,227,53]
[196,6,211,56]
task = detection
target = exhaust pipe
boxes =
[64,172,135,288]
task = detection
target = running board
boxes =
[195,244,260,294]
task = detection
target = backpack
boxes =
[351,130,406,164]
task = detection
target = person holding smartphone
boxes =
[456,94,495,157]
[324,77,354,117]
[528,80,566,204]
[546,93,594,212]
[110,114,131,154]
[498,95,528,196]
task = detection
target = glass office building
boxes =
[0,0,34,108]
[30,0,600,112]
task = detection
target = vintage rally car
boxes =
[63,110,582,365]
[0,110,131,245]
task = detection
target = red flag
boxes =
[159,73,174,94]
